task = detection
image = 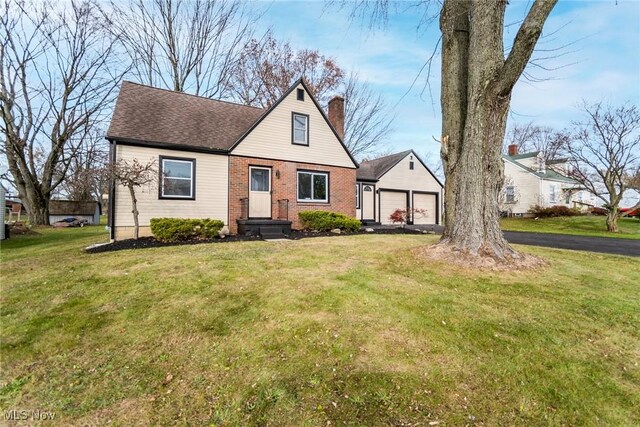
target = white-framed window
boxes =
[356,184,360,209]
[297,171,328,202]
[292,113,308,145]
[505,185,515,203]
[160,157,195,199]
[549,184,557,203]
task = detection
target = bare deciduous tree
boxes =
[108,158,157,240]
[108,0,254,98]
[56,130,109,202]
[345,0,558,262]
[1,0,127,224]
[343,72,393,158]
[505,121,569,162]
[437,0,558,260]
[566,102,640,232]
[227,32,345,108]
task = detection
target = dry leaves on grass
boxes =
[417,244,547,272]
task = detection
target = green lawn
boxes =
[1,227,639,426]
[501,215,640,239]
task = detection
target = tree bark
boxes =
[128,184,140,240]
[438,0,557,260]
[14,172,51,225]
[606,209,619,233]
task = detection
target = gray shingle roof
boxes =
[107,81,264,151]
[357,150,412,181]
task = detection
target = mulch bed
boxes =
[85,227,432,253]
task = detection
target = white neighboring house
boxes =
[502,145,596,216]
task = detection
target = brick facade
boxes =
[229,156,356,234]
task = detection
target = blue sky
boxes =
[256,0,640,162]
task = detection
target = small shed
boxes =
[49,200,101,225]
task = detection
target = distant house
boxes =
[106,78,358,240]
[356,150,444,225]
[49,200,101,225]
[502,144,596,215]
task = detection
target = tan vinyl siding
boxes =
[376,154,443,223]
[113,145,228,239]
[503,159,541,214]
[377,155,442,192]
[231,84,355,168]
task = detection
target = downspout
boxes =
[107,139,116,241]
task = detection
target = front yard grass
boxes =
[501,215,640,239]
[1,226,639,425]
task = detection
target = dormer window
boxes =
[297,88,304,101]
[292,113,309,146]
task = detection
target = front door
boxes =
[249,167,271,218]
[362,185,375,221]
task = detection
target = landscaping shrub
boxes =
[528,205,582,218]
[298,211,361,232]
[590,207,608,216]
[150,218,224,241]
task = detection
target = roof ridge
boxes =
[362,149,412,164]
[121,80,264,111]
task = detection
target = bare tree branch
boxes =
[566,101,640,231]
[1,0,128,224]
[108,0,256,99]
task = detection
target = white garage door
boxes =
[413,192,437,224]
[379,191,408,225]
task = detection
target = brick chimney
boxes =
[328,96,345,140]
[508,144,518,156]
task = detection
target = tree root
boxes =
[419,240,547,272]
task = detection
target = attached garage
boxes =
[412,192,438,224]
[379,190,408,225]
[356,150,444,225]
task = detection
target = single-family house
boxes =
[106,79,358,240]
[49,200,101,225]
[356,150,444,225]
[502,144,596,215]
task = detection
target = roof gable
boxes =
[229,79,358,168]
[502,155,577,184]
[357,151,411,181]
[107,81,264,151]
[358,150,443,187]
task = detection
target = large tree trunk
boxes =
[438,0,557,260]
[19,180,51,226]
[606,209,619,233]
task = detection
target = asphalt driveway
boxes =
[502,230,640,257]
[373,225,640,257]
